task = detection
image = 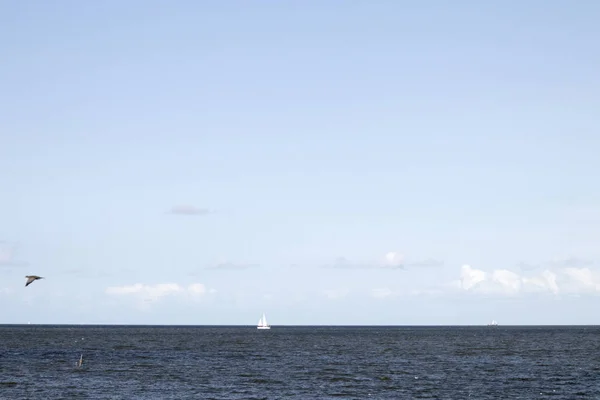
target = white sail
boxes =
[257,312,271,329]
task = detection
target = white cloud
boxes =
[460,265,486,290]
[105,282,214,303]
[188,283,207,296]
[561,267,600,294]
[322,257,373,270]
[321,252,442,271]
[522,270,559,294]
[384,252,404,267]
[205,262,259,270]
[450,264,600,297]
[492,269,521,294]
[106,283,182,299]
[324,253,406,270]
[449,264,561,296]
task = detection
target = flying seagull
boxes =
[25,275,43,287]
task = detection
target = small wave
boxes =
[248,378,271,384]
[101,369,131,373]
[509,377,535,382]
[132,363,155,369]
[326,376,359,383]
[112,345,138,350]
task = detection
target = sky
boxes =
[1,1,599,325]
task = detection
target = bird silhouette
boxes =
[25,275,43,287]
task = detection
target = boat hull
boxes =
[257,326,271,330]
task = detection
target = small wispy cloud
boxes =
[105,282,216,304]
[384,252,404,268]
[549,257,594,268]
[106,283,182,299]
[321,253,442,270]
[322,257,379,270]
[0,241,27,267]
[168,205,214,216]
[560,267,600,294]
[460,264,487,291]
[386,253,444,268]
[518,257,595,272]
[322,255,404,270]
[205,262,260,271]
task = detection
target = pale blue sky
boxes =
[1,1,599,325]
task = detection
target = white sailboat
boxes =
[257,313,271,330]
[487,319,498,327]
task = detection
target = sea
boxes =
[1,325,599,399]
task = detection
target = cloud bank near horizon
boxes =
[105,282,217,307]
[320,252,443,271]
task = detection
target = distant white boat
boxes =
[257,313,271,330]
[487,319,498,326]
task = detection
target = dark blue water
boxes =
[1,325,599,399]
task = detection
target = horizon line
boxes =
[1,323,598,327]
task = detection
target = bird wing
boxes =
[25,276,36,286]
